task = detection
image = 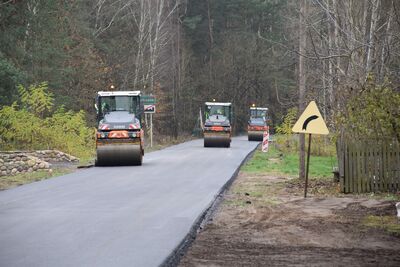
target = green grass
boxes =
[0,169,73,190]
[362,215,400,235]
[242,145,337,178]
[78,156,95,166]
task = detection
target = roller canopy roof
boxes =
[97,91,141,96]
[205,102,232,106]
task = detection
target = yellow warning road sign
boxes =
[292,101,329,135]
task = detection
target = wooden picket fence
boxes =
[338,139,400,193]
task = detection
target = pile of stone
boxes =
[28,150,79,163]
[0,153,51,177]
[0,150,79,177]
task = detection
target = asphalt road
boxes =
[0,137,258,267]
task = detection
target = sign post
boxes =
[142,95,156,148]
[292,101,329,198]
[150,113,153,148]
[262,126,269,153]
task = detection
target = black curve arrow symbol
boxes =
[302,115,319,130]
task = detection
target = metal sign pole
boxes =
[304,133,312,198]
[150,113,153,148]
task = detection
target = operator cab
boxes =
[96,91,142,131]
[204,102,233,127]
[249,107,268,124]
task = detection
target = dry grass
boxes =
[0,168,73,190]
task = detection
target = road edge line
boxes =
[160,143,260,267]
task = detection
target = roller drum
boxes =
[96,144,142,166]
[204,135,231,148]
[248,131,263,141]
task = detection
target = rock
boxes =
[1,171,6,176]
[28,168,33,173]
[48,169,53,174]
[27,160,36,167]
[0,158,3,163]
[39,162,46,169]
[0,166,6,171]
[33,166,38,171]
[11,168,17,175]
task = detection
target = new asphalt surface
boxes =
[0,137,258,267]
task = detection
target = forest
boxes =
[0,0,399,157]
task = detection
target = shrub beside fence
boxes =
[338,139,400,193]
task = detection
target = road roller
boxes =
[248,106,269,141]
[203,101,233,147]
[95,91,144,166]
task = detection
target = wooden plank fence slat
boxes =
[395,144,398,190]
[397,142,400,190]
[384,141,389,192]
[377,143,382,192]
[354,143,357,192]
[366,142,371,193]
[340,142,345,192]
[360,143,364,193]
[353,143,356,193]
[349,142,354,193]
[372,146,376,193]
[348,142,352,193]
[357,143,362,193]
[372,144,376,193]
[389,142,393,191]
[345,142,349,193]
[380,143,384,192]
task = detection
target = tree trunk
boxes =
[326,0,334,112]
[365,0,380,78]
[298,0,307,180]
[207,0,213,87]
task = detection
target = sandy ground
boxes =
[180,173,400,267]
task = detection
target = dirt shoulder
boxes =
[180,173,400,266]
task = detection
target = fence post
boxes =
[339,140,345,192]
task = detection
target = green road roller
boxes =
[248,106,269,141]
[203,101,233,147]
[95,91,144,166]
